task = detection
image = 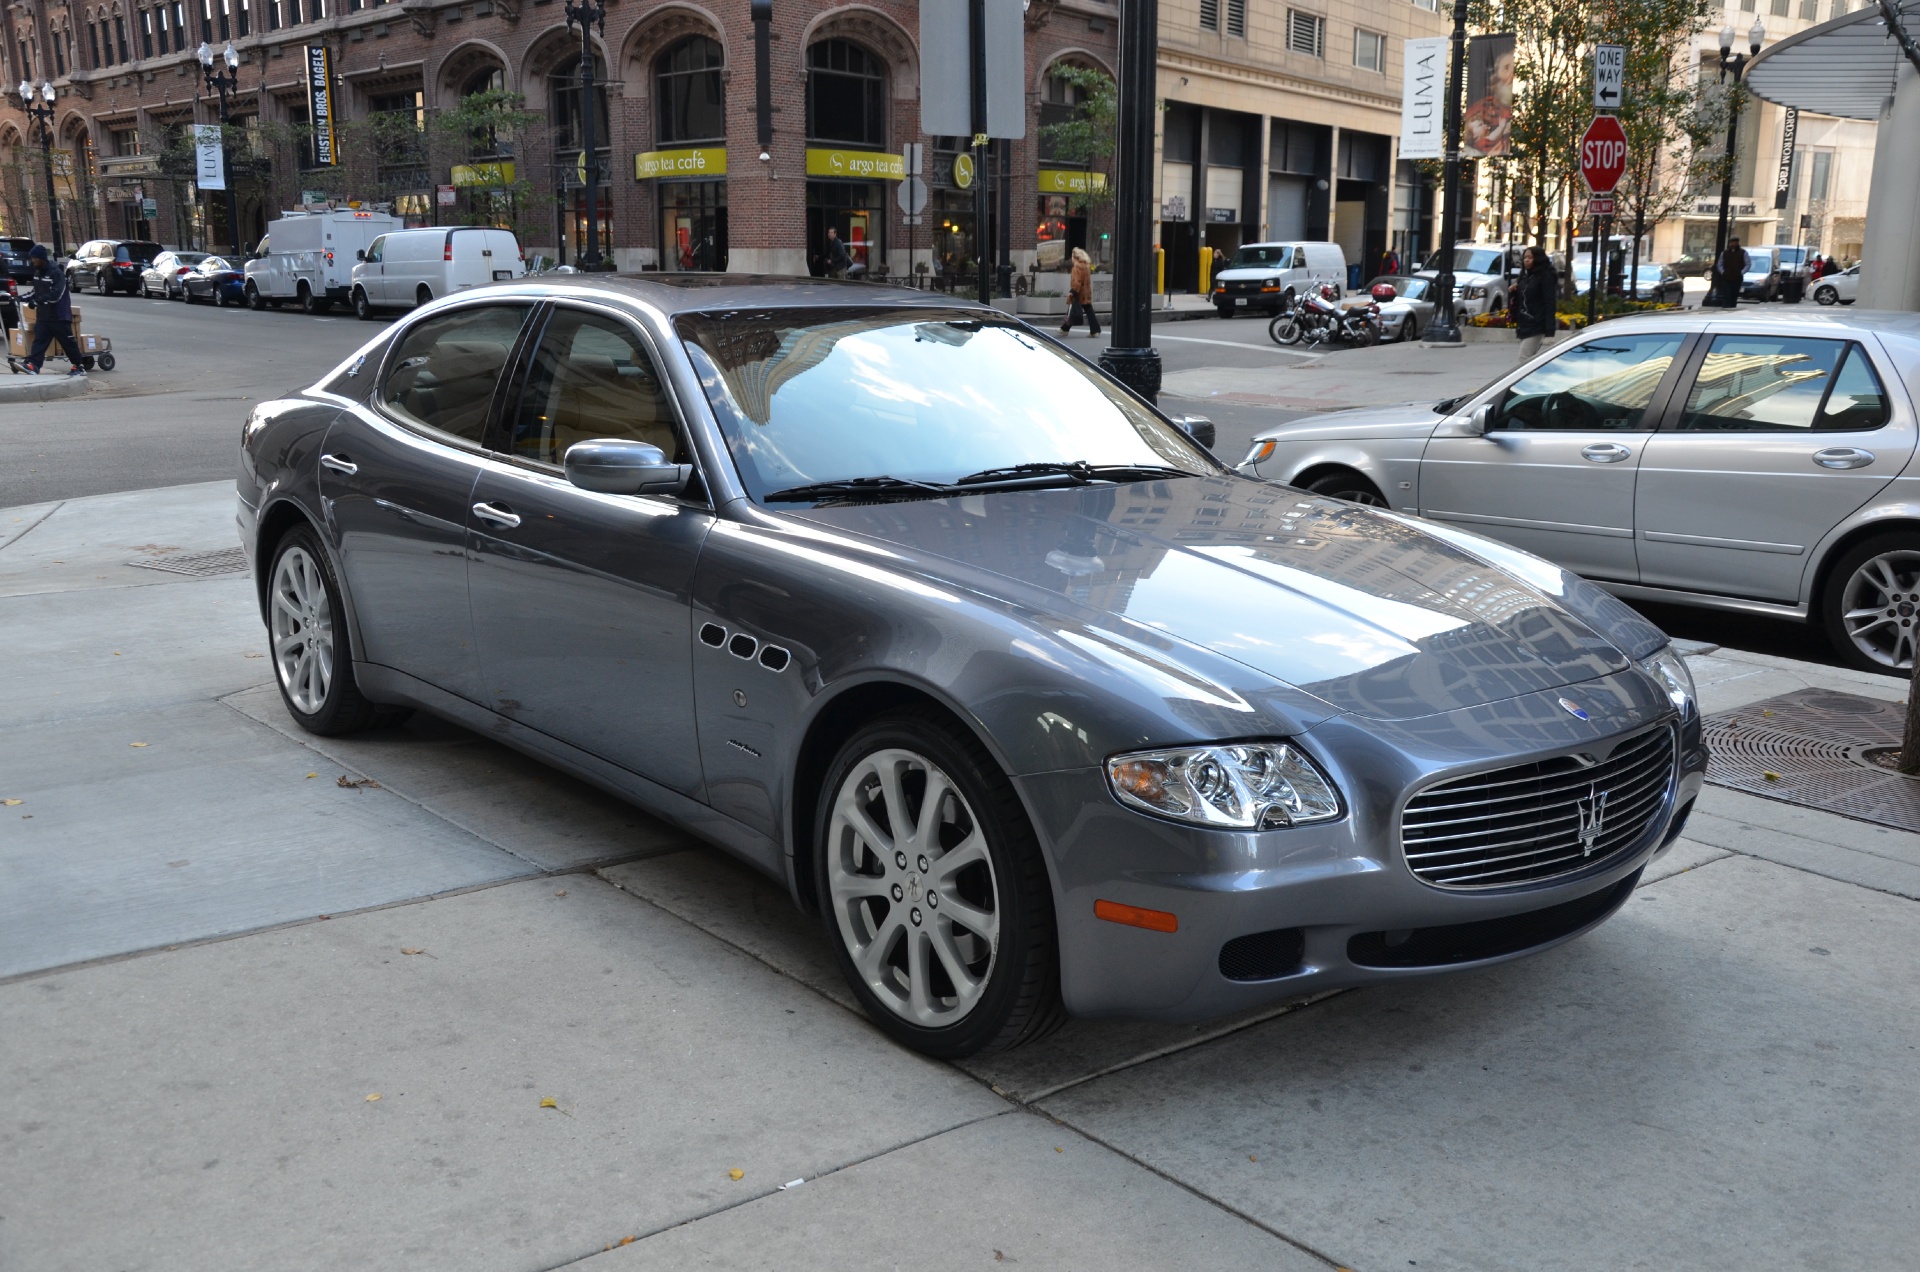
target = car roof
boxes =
[464,273,987,318]
[1587,308,1920,337]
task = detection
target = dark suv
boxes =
[67,239,164,295]
[0,236,37,326]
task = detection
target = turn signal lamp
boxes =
[1094,900,1179,933]
[1243,439,1276,465]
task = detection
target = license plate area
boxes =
[1234,297,1247,306]
[492,269,512,281]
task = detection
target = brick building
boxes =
[0,0,1119,279]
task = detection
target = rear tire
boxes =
[815,708,1065,1059]
[415,284,433,308]
[1821,533,1920,675]
[1303,470,1388,507]
[299,282,326,315]
[97,352,115,371]
[267,526,405,734]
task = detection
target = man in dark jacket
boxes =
[1715,238,1749,308]
[22,245,85,375]
[1512,245,1558,360]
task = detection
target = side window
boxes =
[380,304,529,445]
[506,309,683,468]
[365,236,385,265]
[1493,333,1685,432]
[1676,335,1881,433]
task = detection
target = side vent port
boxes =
[699,623,727,648]
[728,633,760,660]
[759,645,791,672]
[1218,928,1305,982]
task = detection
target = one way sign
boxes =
[1594,44,1625,109]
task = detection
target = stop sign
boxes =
[1579,115,1629,194]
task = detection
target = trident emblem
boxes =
[1577,783,1610,856]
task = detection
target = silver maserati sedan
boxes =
[237,276,1703,1059]
[1241,310,1920,674]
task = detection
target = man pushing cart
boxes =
[7,245,112,375]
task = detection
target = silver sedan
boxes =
[1240,309,1920,672]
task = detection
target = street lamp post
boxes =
[198,42,243,255]
[15,80,64,257]
[1422,0,1471,344]
[1098,0,1162,404]
[564,0,607,270]
[1711,20,1765,307]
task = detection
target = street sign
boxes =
[919,0,1026,139]
[1579,114,1629,194]
[1594,44,1625,109]
[1586,195,1617,217]
[952,153,975,189]
[901,142,924,175]
[897,175,929,215]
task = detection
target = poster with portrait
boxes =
[1464,34,1515,159]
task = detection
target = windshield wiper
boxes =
[953,461,1193,489]
[763,475,961,504]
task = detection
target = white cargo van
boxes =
[1211,241,1346,316]
[349,226,524,319]
[244,209,399,313]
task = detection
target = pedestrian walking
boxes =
[1382,249,1400,277]
[1059,247,1101,338]
[1808,255,1825,282]
[1715,237,1749,308]
[1512,245,1558,362]
[824,227,851,279]
[21,245,84,376]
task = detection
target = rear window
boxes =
[116,242,162,263]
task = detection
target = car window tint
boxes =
[1494,333,1684,432]
[365,236,385,264]
[1818,345,1890,431]
[380,304,528,445]
[1676,335,1859,433]
[507,309,683,467]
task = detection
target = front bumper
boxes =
[1015,673,1704,1021]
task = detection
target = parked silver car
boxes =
[1240,309,1919,672]
[236,276,1702,1058]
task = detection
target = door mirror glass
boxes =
[564,439,691,495]
[1492,332,1685,432]
[355,249,366,262]
[1467,403,1491,435]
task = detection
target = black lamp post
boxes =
[15,79,64,257]
[565,0,607,270]
[198,41,243,255]
[1422,0,1470,344]
[1099,0,1162,404]
[1710,20,1765,307]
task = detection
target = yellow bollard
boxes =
[1155,244,1165,295]
[1198,244,1211,295]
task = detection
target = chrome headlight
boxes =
[1106,742,1342,830]
[1637,645,1697,720]
[1462,284,1487,299]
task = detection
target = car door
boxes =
[1419,330,1692,582]
[466,302,713,796]
[1634,332,1912,601]
[360,235,388,302]
[320,301,535,700]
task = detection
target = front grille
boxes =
[1401,725,1675,889]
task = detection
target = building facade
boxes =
[1153,0,1451,293]
[0,0,1119,280]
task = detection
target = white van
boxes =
[1211,241,1346,316]
[244,209,400,313]
[349,226,524,319]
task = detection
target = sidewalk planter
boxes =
[1018,293,1069,316]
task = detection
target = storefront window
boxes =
[807,181,882,277]
[661,181,727,270]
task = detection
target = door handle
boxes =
[1580,442,1632,463]
[1812,447,1875,470]
[319,453,358,475]
[471,501,521,529]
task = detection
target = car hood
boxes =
[1215,266,1292,282]
[1249,401,1444,443]
[793,476,1634,722]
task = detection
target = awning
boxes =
[1746,5,1919,119]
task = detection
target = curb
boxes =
[0,374,91,403]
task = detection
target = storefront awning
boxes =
[1746,5,1918,119]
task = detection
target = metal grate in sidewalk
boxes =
[1703,688,1920,833]
[127,547,249,577]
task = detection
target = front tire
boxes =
[246,282,265,311]
[354,288,376,321]
[1815,284,1838,306]
[267,526,392,734]
[816,709,1064,1059]
[1269,314,1302,346]
[1304,470,1388,507]
[1821,534,1920,675]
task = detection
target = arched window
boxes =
[655,35,723,146]
[550,54,610,156]
[806,38,884,147]
[464,66,503,97]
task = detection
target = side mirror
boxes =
[355,249,366,262]
[564,439,691,496]
[1467,403,1493,435]
[1172,414,1216,450]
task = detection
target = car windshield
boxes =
[1229,245,1296,268]
[1745,251,1774,271]
[677,308,1217,503]
[201,257,232,272]
[1422,247,1505,274]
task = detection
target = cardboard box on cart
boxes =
[19,304,82,327]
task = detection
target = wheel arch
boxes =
[1289,460,1387,503]
[785,676,1017,915]
[253,495,368,664]
[1808,514,1920,612]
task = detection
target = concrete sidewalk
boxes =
[5,481,1918,1271]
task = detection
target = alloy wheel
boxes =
[825,747,1000,1029]
[1838,549,1920,671]
[270,545,336,714]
